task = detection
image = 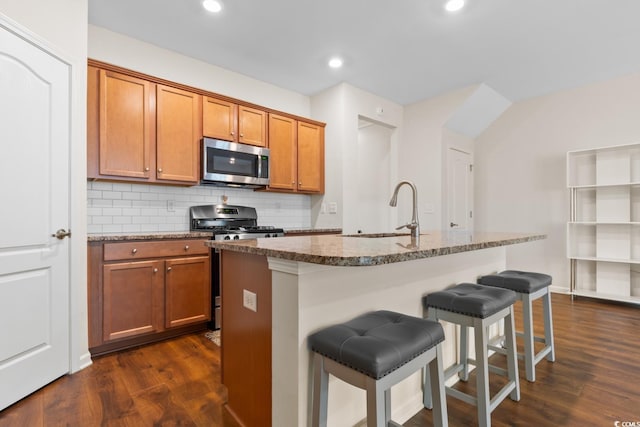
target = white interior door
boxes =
[447,148,473,231]
[0,22,70,410]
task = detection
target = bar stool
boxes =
[423,283,519,427]
[478,270,555,382]
[308,310,448,427]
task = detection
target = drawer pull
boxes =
[167,267,172,272]
[184,245,189,251]
[132,248,138,254]
[153,268,158,273]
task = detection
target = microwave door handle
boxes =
[257,155,262,178]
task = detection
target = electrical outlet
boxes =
[243,289,257,312]
[328,202,338,214]
[167,200,175,212]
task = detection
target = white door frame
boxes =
[444,145,474,231]
[0,11,90,386]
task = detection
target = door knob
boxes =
[52,229,71,239]
[450,222,459,228]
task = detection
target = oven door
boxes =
[202,138,269,186]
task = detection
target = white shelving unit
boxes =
[567,143,640,304]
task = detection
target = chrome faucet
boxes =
[389,180,420,245]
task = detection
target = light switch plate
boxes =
[243,289,257,312]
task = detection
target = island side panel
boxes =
[269,246,507,427]
[220,250,272,427]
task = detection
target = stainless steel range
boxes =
[190,204,284,329]
[190,204,284,240]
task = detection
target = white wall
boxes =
[355,121,394,233]
[475,71,640,290]
[89,25,310,117]
[310,83,403,233]
[401,86,478,230]
[0,1,89,371]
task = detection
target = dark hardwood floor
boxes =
[406,293,640,426]
[0,332,236,427]
[0,293,638,426]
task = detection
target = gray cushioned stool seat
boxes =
[308,310,444,379]
[423,283,517,318]
[309,310,448,426]
[422,283,520,427]
[478,270,555,383]
[477,270,552,294]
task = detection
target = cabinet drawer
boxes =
[104,239,209,261]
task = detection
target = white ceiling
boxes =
[88,0,640,105]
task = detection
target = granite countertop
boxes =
[205,231,546,267]
[88,231,213,242]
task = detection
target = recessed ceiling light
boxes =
[202,0,223,13]
[444,0,465,12]
[328,57,343,68]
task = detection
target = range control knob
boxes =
[223,236,231,240]
[264,234,271,238]
[233,235,240,240]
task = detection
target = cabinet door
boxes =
[103,260,164,342]
[238,105,267,147]
[156,85,202,183]
[98,69,154,178]
[203,96,237,141]
[165,256,211,328]
[297,121,325,193]
[268,114,297,191]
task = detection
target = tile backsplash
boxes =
[87,181,311,234]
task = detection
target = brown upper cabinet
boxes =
[203,96,267,147]
[268,113,325,194]
[87,60,324,191]
[87,65,202,185]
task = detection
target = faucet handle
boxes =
[396,222,418,231]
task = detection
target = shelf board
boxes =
[568,222,640,225]
[572,289,640,305]
[568,181,640,189]
[568,256,640,265]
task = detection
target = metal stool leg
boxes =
[429,344,448,427]
[474,317,491,427]
[312,353,328,427]
[522,293,536,382]
[364,376,386,427]
[459,325,469,381]
[504,306,520,401]
[542,290,556,362]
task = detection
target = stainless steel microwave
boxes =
[201,138,270,187]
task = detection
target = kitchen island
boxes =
[206,231,545,427]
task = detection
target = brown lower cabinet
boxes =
[88,238,211,356]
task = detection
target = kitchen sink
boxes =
[342,232,412,238]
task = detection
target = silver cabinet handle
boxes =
[153,268,158,273]
[144,167,150,171]
[52,229,71,239]
[450,222,459,228]
[167,267,172,272]
[184,245,189,251]
[158,168,163,173]
[132,248,138,254]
